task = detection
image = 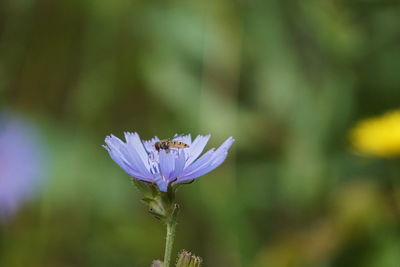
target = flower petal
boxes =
[122,142,152,177]
[159,150,175,181]
[153,173,168,192]
[214,136,235,156]
[143,136,160,153]
[104,136,153,182]
[178,137,234,182]
[171,150,186,178]
[125,132,150,169]
[180,148,215,176]
[178,151,228,181]
[105,147,153,182]
[105,135,152,175]
[104,135,131,166]
[185,135,210,166]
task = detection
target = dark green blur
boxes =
[1,0,400,266]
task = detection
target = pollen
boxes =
[349,109,400,157]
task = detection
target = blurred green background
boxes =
[1,0,400,266]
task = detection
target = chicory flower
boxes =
[0,113,45,222]
[103,133,234,192]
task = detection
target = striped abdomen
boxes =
[154,140,189,151]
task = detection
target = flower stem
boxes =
[163,204,179,267]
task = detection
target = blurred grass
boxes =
[1,0,400,266]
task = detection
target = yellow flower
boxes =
[350,109,400,157]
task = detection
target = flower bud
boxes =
[151,260,163,267]
[188,256,202,267]
[176,250,202,267]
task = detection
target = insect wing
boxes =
[171,134,185,141]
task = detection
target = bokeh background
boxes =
[1,0,400,266]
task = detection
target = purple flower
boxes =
[0,112,45,222]
[103,133,234,192]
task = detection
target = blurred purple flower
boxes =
[0,113,44,222]
[103,133,234,192]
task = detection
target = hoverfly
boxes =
[154,135,190,152]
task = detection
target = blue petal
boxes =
[159,150,175,181]
[104,135,153,181]
[122,143,152,177]
[143,136,160,153]
[214,136,235,156]
[179,151,228,181]
[181,148,215,176]
[171,150,186,178]
[125,132,150,169]
[178,137,234,182]
[106,147,153,182]
[104,137,140,173]
[185,135,210,166]
[104,136,132,168]
[153,173,168,192]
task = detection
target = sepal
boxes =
[172,179,195,191]
[142,197,168,220]
[132,178,158,198]
[132,178,178,222]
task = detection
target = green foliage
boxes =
[1,0,400,266]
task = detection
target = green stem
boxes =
[163,204,179,267]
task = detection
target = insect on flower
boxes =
[103,133,234,192]
[154,135,190,152]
